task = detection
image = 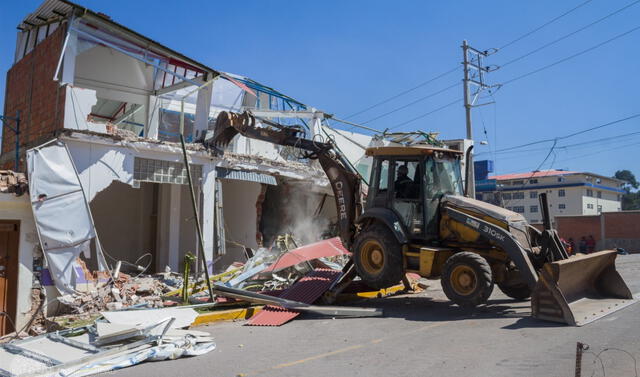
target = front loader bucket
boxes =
[532,249,635,326]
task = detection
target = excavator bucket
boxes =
[207,111,251,149]
[532,249,635,326]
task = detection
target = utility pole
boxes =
[462,40,498,198]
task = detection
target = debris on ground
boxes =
[247,268,343,326]
[0,308,215,377]
[4,230,423,373]
[54,272,176,316]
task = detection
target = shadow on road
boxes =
[304,294,567,329]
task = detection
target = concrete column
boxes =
[167,184,181,271]
[61,30,77,85]
[146,95,160,139]
[201,165,216,272]
[600,212,606,250]
[194,84,213,140]
[156,184,181,272]
[310,108,322,137]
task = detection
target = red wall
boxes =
[556,211,640,251]
[2,25,68,170]
[556,215,601,243]
[602,211,640,239]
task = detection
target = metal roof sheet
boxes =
[216,167,277,185]
[247,269,341,326]
[18,0,73,30]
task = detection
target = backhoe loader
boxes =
[209,110,635,326]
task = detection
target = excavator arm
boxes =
[208,111,362,247]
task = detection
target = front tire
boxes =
[497,282,531,301]
[497,262,532,300]
[441,252,494,308]
[352,224,404,290]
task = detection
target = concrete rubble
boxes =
[0,232,416,376]
[0,307,215,377]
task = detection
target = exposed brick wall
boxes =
[556,211,640,252]
[2,24,67,171]
[603,211,640,239]
[556,215,601,243]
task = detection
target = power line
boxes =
[498,138,557,207]
[488,113,640,154]
[548,138,640,167]
[477,129,640,156]
[336,1,596,134]
[386,98,462,131]
[359,82,460,125]
[493,137,640,176]
[499,0,594,50]
[502,24,640,86]
[343,66,460,119]
[501,0,640,68]
[343,1,593,122]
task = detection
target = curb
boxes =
[192,306,264,326]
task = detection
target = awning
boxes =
[215,167,277,185]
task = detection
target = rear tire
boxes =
[441,252,493,308]
[352,224,404,290]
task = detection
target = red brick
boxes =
[557,215,601,243]
[557,212,640,245]
[2,25,68,169]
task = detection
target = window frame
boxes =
[513,206,525,213]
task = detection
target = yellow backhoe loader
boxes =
[209,111,635,326]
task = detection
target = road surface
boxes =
[113,254,640,377]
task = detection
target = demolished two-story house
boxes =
[0,0,375,335]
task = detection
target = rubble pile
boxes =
[56,273,180,315]
[0,307,216,377]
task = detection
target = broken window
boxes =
[158,109,195,143]
[89,99,146,136]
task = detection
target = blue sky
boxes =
[1,0,638,179]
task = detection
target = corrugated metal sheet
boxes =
[246,269,341,326]
[216,167,277,185]
[263,237,350,272]
[19,0,74,29]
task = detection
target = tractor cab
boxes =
[364,146,464,241]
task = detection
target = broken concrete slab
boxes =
[0,312,215,377]
[100,307,199,329]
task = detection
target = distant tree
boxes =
[614,170,638,193]
[614,170,640,210]
[621,192,640,211]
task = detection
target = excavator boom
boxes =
[208,111,362,247]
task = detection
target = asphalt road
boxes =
[112,254,640,377]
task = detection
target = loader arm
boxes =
[445,204,634,326]
[444,206,539,289]
[208,111,362,247]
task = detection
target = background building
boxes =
[475,161,624,225]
